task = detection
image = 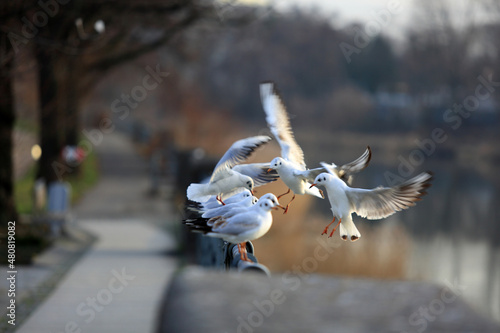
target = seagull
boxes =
[310,162,433,241]
[257,193,283,208]
[186,193,283,225]
[201,195,258,219]
[183,196,281,261]
[187,189,254,213]
[260,81,372,213]
[186,135,278,203]
[202,192,283,220]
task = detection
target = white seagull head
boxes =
[268,157,286,171]
[239,174,255,193]
[256,198,279,211]
[231,189,253,201]
[259,192,284,210]
[310,172,339,189]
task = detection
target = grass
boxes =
[15,150,100,215]
[15,165,37,214]
[6,148,99,265]
[67,150,100,205]
[14,118,38,134]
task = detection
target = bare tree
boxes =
[0,0,212,224]
[0,10,18,224]
[402,0,495,96]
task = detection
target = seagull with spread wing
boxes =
[186,135,279,203]
[310,162,433,241]
[260,82,372,213]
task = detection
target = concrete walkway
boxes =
[16,132,178,333]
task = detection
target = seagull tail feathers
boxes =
[186,183,212,203]
[340,217,361,242]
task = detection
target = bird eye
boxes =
[323,177,326,181]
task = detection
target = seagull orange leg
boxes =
[237,243,244,260]
[322,217,336,235]
[240,242,251,262]
[329,218,342,238]
[216,195,225,205]
[277,188,291,200]
[283,194,296,214]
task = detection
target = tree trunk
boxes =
[64,56,80,146]
[0,37,18,224]
[60,55,80,146]
[35,46,65,183]
[63,56,82,175]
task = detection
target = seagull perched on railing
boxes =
[185,193,282,224]
[187,189,254,213]
[186,136,279,203]
[183,195,282,261]
[201,195,258,219]
[260,81,372,213]
[310,162,433,241]
[200,192,282,220]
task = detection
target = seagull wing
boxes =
[346,172,433,220]
[212,213,260,235]
[211,135,271,182]
[233,163,280,187]
[294,167,326,182]
[312,148,371,184]
[260,82,306,169]
[337,146,372,183]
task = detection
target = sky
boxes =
[279,0,412,26]
[237,0,413,40]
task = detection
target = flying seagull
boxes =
[310,162,433,241]
[186,135,278,203]
[260,81,372,213]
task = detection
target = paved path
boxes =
[16,132,178,333]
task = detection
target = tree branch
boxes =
[88,8,201,72]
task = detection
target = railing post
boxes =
[226,242,270,276]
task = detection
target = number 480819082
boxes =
[7,221,16,269]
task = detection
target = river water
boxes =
[348,158,500,322]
